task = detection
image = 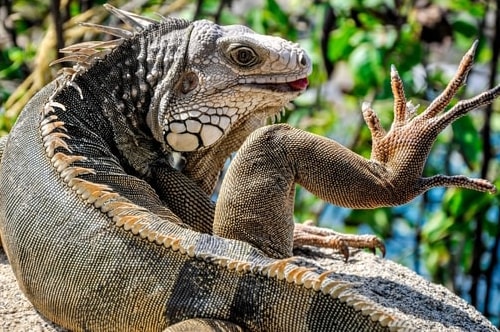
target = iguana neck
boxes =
[64,25,191,178]
[183,113,269,194]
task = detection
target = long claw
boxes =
[338,240,350,262]
[372,238,386,258]
[421,41,478,120]
[390,65,408,127]
[435,84,500,130]
[419,175,497,194]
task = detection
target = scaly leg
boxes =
[214,42,497,260]
[294,222,385,261]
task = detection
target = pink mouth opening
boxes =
[288,77,309,91]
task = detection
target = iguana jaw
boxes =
[249,77,309,93]
[159,74,309,153]
[287,77,309,91]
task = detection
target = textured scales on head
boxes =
[52,4,311,156]
[149,16,312,153]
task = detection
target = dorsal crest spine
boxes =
[50,4,191,75]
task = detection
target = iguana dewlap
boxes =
[0,5,499,331]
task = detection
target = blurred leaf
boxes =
[448,0,485,18]
[422,211,453,243]
[451,115,481,169]
[443,188,496,220]
[348,42,383,95]
[425,242,451,274]
[451,14,479,39]
[266,0,289,27]
[345,207,393,237]
[0,47,29,79]
[327,20,356,62]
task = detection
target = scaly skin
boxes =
[0,5,498,331]
[215,44,498,259]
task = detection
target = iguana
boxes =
[0,4,498,331]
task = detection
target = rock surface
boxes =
[2,245,498,331]
[0,247,64,331]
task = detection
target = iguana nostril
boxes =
[299,53,308,66]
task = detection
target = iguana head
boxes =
[55,5,311,154]
[147,20,312,152]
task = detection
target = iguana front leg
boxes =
[183,114,267,195]
[213,42,498,259]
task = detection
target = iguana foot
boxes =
[293,222,385,262]
[165,318,244,332]
[215,42,497,261]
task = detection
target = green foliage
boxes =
[0,47,28,80]
[452,116,483,169]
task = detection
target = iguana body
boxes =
[0,5,498,331]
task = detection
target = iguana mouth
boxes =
[251,77,309,93]
[287,77,309,91]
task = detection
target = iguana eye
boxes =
[230,47,258,66]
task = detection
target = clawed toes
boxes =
[328,235,385,262]
[334,238,350,262]
[293,224,386,261]
[340,234,386,259]
[373,237,386,258]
